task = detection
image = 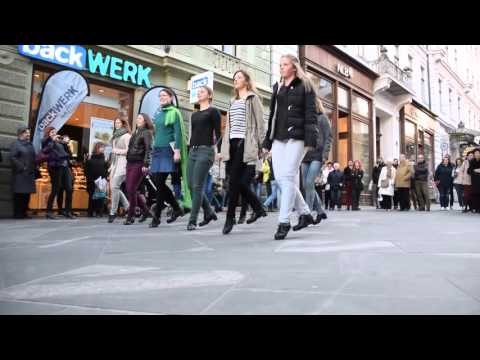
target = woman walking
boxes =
[149,88,191,228]
[378,160,396,211]
[186,86,221,231]
[41,127,74,219]
[394,154,413,211]
[262,54,318,240]
[220,69,267,235]
[108,118,131,222]
[453,157,465,210]
[351,160,364,211]
[343,160,354,211]
[10,126,36,219]
[124,113,153,225]
[467,148,480,213]
[434,155,454,211]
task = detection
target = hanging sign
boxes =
[189,71,214,103]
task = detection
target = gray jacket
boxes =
[303,113,332,163]
[10,139,36,194]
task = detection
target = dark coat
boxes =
[467,158,480,195]
[343,166,353,183]
[263,78,318,150]
[352,169,364,190]
[414,161,429,182]
[372,163,384,184]
[85,154,108,193]
[327,170,344,190]
[126,127,152,166]
[303,113,332,163]
[434,163,453,187]
[41,137,71,168]
[10,139,36,194]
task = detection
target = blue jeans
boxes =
[204,173,213,203]
[302,161,325,214]
[438,185,450,208]
[263,180,281,207]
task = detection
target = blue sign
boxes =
[18,45,86,71]
[18,45,152,88]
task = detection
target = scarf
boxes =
[111,127,128,141]
[162,105,192,210]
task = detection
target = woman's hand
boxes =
[215,153,222,162]
[174,149,181,163]
[304,146,314,153]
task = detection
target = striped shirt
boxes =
[229,99,246,139]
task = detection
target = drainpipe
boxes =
[426,45,432,110]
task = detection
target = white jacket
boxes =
[378,166,396,197]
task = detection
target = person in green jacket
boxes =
[149,88,191,228]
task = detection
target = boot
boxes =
[108,214,116,223]
[320,212,327,220]
[199,212,218,227]
[246,209,267,224]
[237,215,246,224]
[313,213,322,225]
[167,207,184,224]
[138,212,150,223]
[123,217,134,225]
[222,217,236,235]
[149,213,160,228]
[187,222,197,231]
[274,223,291,240]
[46,212,57,220]
[293,214,314,231]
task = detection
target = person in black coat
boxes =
[371,158,384,209]
[85,142,108,217]
[467,148,480,213]
[10,126,36,219]
[434,155,454,210]
[327,162,344,210]
[351,160,364,211]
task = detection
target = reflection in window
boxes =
[338,87,349,108]
[352,94,370,118]
[318,77,334,103]
[337,110,349,169]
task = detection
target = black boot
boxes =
[198,212,218,227]
[246,209,267,224]
[46,212,57,220]
[123,217,134,225]
[222,217,236,235]
[149,213,160,228]
[108,214,116,223]
[313,213,322,225]
[293,214,314,231]
[138,212,150,223]
[187,222,197,231]
[320,212,327,220]
[274,223,291,240]
[237,215,246,224]
[167,207,184,224]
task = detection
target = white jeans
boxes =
[110,174,129,216]
[272,139,310,224]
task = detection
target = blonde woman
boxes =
[262,54,318,240]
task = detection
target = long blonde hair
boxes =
[280,54,315,93]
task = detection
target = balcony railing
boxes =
[368,54,412,90]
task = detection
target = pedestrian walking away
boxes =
[262,54,318,240]
[434,155,454,211]
[371,157,384,209]
[10,126,36,219]
[220,69,267,235]
[351,160,364,211]
[343,160,354,211]
[108,117,131,223]
[185,85,220,231]
[414,154,431,211]
[149,88,190,228]
[124,113,153,225]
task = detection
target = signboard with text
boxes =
[189,71,214,104]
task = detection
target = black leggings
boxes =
[47,166,72,213]
[153,172,180,217]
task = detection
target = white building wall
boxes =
[271,45,298,85]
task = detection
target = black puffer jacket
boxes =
[303,112,332,163]
[263,77,318,150]
[126,127,152,166]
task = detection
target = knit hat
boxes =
[17,126,29,136]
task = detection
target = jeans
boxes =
[301,161,324,215]
[187,146,215,224]
[454,183,464,207]
[438,185,451,208]
[264,180,281,208]
[125,162,149,218]
[47,166,72,213]
[272,139,310,224]
[110,174,129,215]
[204,173,213,203]
[226,139,263,220]
[415,181,430,211]
[330,187,342,209]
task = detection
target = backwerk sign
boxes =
[18,45,152,88]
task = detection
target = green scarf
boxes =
[163,106,192,210]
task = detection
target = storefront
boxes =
[17,45,153,211]
[400,101,436,175]
[300,45,377,202]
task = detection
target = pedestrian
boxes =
[461,151,474,213]
[185,85,221,231]
[392,158,400,210]
[263,152,281,211]
[446,154,455,210]
[41,127,74,219]
[371,157,384,209]
[351,160,364,211]
[327,162,344,210]
[414,154,431,211]
[55,134,75,218]
[10,126,36,219]
[394,154,413,211]
[108,117,131,223]
[261,54,318,240]
[124,113,153,225]
[149,88,190,228]
[85,142,108,217]
[467,148,480,213]
[378,160,396,211]
[434,155,454,211]
[322,162,334,210]
[262,154,273,211]
[238,164,257,224]
[453,157,465,210]
[301,95,332,224]
[409,157,418,210]
[343,160,354,210]
[219,69,267,235]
